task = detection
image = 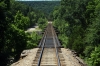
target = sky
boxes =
[15,0,61,1]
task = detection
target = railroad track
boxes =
[32,23,65,66]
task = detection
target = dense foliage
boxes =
[53,0,100,66]
[20,1,60,20]
[26,32,42,49]
[1,0,100,66]
[0,0,47,65]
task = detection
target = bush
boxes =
[26,32,42,49]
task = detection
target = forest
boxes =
[0,0,47,65]
[53,0,100,66]
[0,0,100,66]
[19,1,60,20]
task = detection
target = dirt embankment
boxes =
[11,48,86,66]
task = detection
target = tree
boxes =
[27,11,37,26]
[7,24,27,61]
[53,0,100,65]
[14,11,30,30]
[38,18,47,29]
[0,0,10,52]
[87,46,100,66]
[26,32,41,49]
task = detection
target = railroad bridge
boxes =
[33,23,62,66]
[11,23,86,66]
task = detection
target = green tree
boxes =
[8,24,27,60]
[53,0,100,65]
[0,0,10,52]
[87,46,100,66]
[14,11,30,30]
[26,32,41,49]
[38,18,47,29]
[27,11,37,26]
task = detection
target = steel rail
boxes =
[37,24,61,66]
[55,34,61,47]
[37,30,47,66]
[38,32,45,48]
[53,27,61,47]
[38,26,48,48]
[51,24,61,66]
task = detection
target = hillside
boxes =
[20,1,60,20]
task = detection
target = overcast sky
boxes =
[15,0,61,1]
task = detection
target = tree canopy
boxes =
[0,0,47,65]
[53,0,100,65]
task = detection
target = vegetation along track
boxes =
[33,23,65,66]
